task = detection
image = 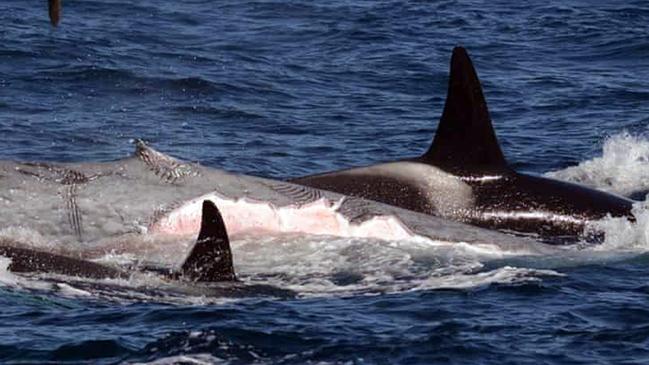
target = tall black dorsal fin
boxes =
[180,200,236,282]
[422,47,508,175]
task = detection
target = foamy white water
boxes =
[585,200,649,251]
[0,232,564,303]
[546,132,649,197]
[131,354,227,365]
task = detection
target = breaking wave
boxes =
[131,354,225,365]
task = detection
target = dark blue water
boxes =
[2,1,649,364]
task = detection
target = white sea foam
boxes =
[0,231,564,303]
[584,199,649,251]
[546,132,649,197]
[129,353,227,365]
[413,266,564,291]
[55,283,93,297]
[0,226,50,248]
[0,257,20,287]
[229,235,560,297]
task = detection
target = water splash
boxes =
[546,132,649,197]
[587,200,649,251]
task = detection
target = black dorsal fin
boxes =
[48,0,61,26]
[180,200,236,282]
[422,47,508,175]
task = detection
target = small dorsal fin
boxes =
[48,0,61,26]
[421,47,508,175]
[180,200,236,282]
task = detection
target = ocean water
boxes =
[2,0,649,364]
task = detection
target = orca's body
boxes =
[0,245,126,280]
[292,47,633,243]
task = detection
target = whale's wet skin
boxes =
[4,0,649,364]
[292,48,634,243]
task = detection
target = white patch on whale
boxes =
[332,161,475,216]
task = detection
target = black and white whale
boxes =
[292,47,634,243]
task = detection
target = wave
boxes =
[546,132,649,197]
[171,106,264,120]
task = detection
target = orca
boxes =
[291,47,634,243]
[178,200,236,282]
[0,200,236,283]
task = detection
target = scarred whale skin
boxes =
[291,47,633,243]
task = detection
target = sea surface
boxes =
[2,1,649,364]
